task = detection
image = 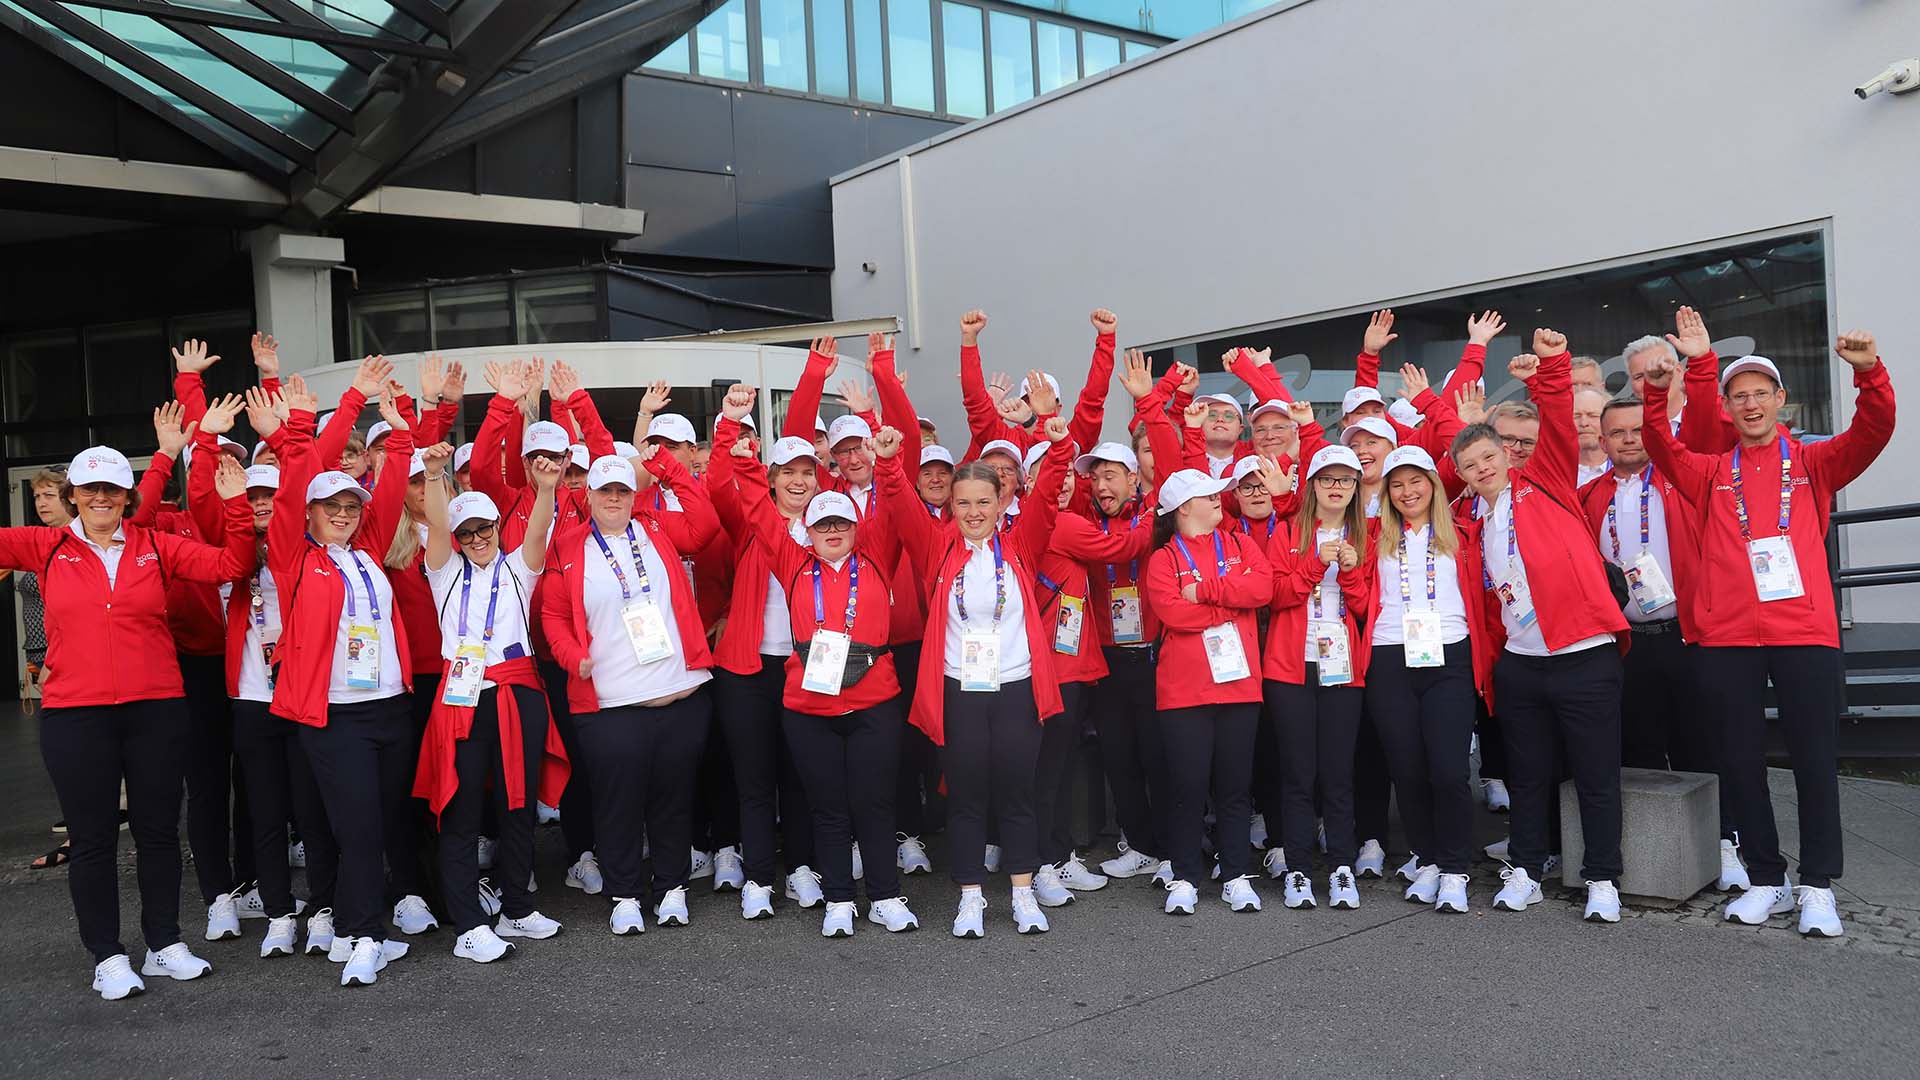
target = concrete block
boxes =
[1560,768,1718,900]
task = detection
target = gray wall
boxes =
[829,0,1920,624]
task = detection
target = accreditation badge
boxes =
[1401,612,1445,669]
[1311,619,1352,686]
[802,630,850,696]
[1054,595,1085,656]
[1110,587,1144,644]
[959,630,1002,692]
[344,623,381,689]
[440,640,488,707]
[622,602,675,664]
[1201,623,1251,684]
[1746,536,1804,602]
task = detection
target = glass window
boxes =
[697,0,750,82]
[853,0,885,103]
[812,0,850,97]
[516,275,600,345]
[942,4,986,119]
[644,32,692,73]
[1036,21,1076,93]
[431,284,513,352]
[988,11,1033,112]
[1124,39,1153,62]
[84,321,170,454]
[4,330,85,459]
[761,0,810,91]
[349,291,430,358]
[1064,1,1147,31]
[887,0,935,111]
[1081,31,1120,76]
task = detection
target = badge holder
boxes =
[1311,620,1352,686]
[1055,594,1085,656]
[1747,536,1804,602]
[1110,586,1144,645]
[959,630,1002,692]
[1400,611,1445,668]
[623,602,676,664]
[802,630,851,695]
[1495,573,1538,630]
[441,641,488,707]
[344,623,381,689]
[1626,551,1678,615]
[1201,622,1251,684]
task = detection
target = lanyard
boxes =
[591,525,654,605]
[810,555,861,631]
[324,546,382,622]
[954,534,1007,628]
[1606,466,1654,561]
[1730,435,1793,542]
[458,556,505,644]
[249,569,270,630]
[1398,523,1437,607]
[1173,531,1229,580]
[1240,514,1277,541]
[1310,526,1348,620]
[1101,509,1142,586]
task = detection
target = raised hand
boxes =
[1090,308,1118,336]
[730,438,754,459]
[1467,310,1506,347]
[283,373,317,415]
[1024,369,1059,416]
[528,453,563,491]
[199,393,246,436]
[1220,348,1243,370]
[419,354,447,402]
[1175,363,1200,397]
[1246,346,1273,368]
[1118,348,1154,399]
[809,336,839,379]
[871,426,904,459]
[1453,383,1487,426]
[1183,400,1208,429]
[1256,458,1294,496]
[522,358,547,402]
[866,331,895,359]
[1641,353,1677,390]
[1043,414,1070,443]
[243,386,284,438]
[959,309,988,346]
[838,378,876,415]
[639,379,671,416]
[985,371,1013,402]
[153,402,194,458]
[1288,400,1316,426]
[996,394,1034,426]
[1666,305,1713,359]
[172,338,219,375]
[1835,330,1879,370]
[1397,363,1430,401]
[720,383,756,422]
[1362,309,1398,355]
[377,386,411,431]
[420,441,455,476]
[1508,354,1541,383]
[484,360,528,401]
[350,354,394,397]
[548,359,582,402]
[1532,327,1568,358]
[249,332,280,378]
[443,360,467,401]
[214,455,248,500]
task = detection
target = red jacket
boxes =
[126,371,231,657]
[264,414,417,727]
[1037,511,1154,684]
[705,417,790,676]
[0,505,254,709]
[1262,520,1374,687]
[1642,359,1895,647]
[878,440,1070,744]
[1358,518,1496,703]
[1355,344,1482,459]
[538,454,720,716]
[1143,526,1273,708]
[1077,382,1190,650]
[1577,465,1703,640]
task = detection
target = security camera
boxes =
[1855,58,1919,100]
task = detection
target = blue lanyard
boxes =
[1399,523,1436,605]
[1240,514,1277,541]
[591,525,653,604]
[954,534,1006,628]
[323,546,382,622]
[1102,509,1142,586]
[1310,526,1348,619]
[249,569,270,630]
[1730,435,1792,542]
[810,555,861,631]
[458,556,505,643]
[1606,466,1654,561]
[1172,531,1228,578]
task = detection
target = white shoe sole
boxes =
[610,921,646,936]
[1355,866,1384,880]
[1101,862,1157,879]
[1585,909,1621,924]
[1035,893,1074,909]
[497,923,561,940]
[95,983,143,1002]
[1494,892,1542,912]
[822,923,853,938]
[900,863,932,876]
[1801,923,1844,938]
[1016,921,1048,934]
[742,905,775,921]
[1284,897,1315,910]
[1227,900,1260,912]
[655,913,688,927]
[565,876,604,896]
[1329,897,1359,910]
[260,941,295,958]
[454,945,512,963]
[140,959,209,981]
[205,925,240,942]
[1436,899,1468,914]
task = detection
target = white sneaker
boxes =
[1163,878,1198,915]
[288,840,306,869]
[92,954,144,1001]
[822,900,856,938]
[1222,875,1262,912]
[785,866,825,908]
[609,897,647,935]
[740,881,775,920]
[983,844,1003,873]
[953,891,988,938]
[850,842,864,880]
[327,935,357,963]
[1404,864,1442,904]
[712,845,745,891]
[392,895,439,935]
[689,849,714,880]
[453,925,513,963]
[1725,882,1796,925]
[896,834,933,875]
[1795,886,1843,938]
[260,915,298,958]
[1031,864,1075,907]
[477,835,497,870]
[1328,867,1360,909]
[565,851,604,895]
[1210,860,1222,882]
[1493,866,1543,911]
[1542,854,1563,879]
[1263,847,1289,879]
[1584,880,1621,923]
[497,910,563,940]
[1151,860,1174,887]
[1483,778,1511,812]
[1012,887,1049,933]
[1248,812,1269,849]
[1484,837,1510,862]
[1283,871,1316,909]
[205,891,241,941]
[304,909,335,956]
[1717,837,1751,891]
[1355,840,1386,878]
[869,896,920,932]
[1394,854,1422,884]
[341,937,384,986]
[235,885,284,920]
[1436,873,1470,913]
[1058,853,1108,891]
[140,942,212,981]
[654,886,690,926]
[536,801,561,825]
[477,878,503,917]
[1099,847,1160,879]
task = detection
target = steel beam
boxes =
[57,0,458,60]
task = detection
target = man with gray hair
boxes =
[1570,356,1606,395]
[1625,310,1738,451]
[1574,387,1612,486]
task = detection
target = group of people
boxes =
[7,302,1894,1001]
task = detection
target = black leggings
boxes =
[1033,681,1090,867]
[179,652,245,904]
[1494,646,1624,882]
[538,658,595,861]
[1096,647,1167,857]
[1159,702,1259,885]
[1365,640,1477,874]
[231,699,337,919]
[299,695,415,941]
[892,642,944,837]
[573,690,712,903]
[41,699,190,963]
[784,698,905,903]
[713,661,815,887]
[438,684,548,933]
[1267,672,1363,874]
[941,678,1043,886]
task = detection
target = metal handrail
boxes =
[1826,500,1920,717]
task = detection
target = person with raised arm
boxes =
[1349,309,1496,459]
[1640,322,1895,938]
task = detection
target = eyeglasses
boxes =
[1726,390,1779,408]
[454,522,497,543]
[317,499,363,518]
[1499,436,1538,451]
[1235,482,1267,496]
[1314,476,1358,490]
[810,519,853,534]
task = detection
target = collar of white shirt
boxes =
[68,519,125,548]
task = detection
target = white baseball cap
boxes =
[453,443,474,472]
[769,436,819,466]
[1381,445,1438,478]
[1021,442,1052,477]
[813,414,828,434]
[1197,392,1245,417]
[68,446,134,489]
[979,439,1023,466]
[1074,441,1138,475]
[409,449,428,478]
[1387,399,1422,428]
[181,436,249,468]
[737,412,757,431]
[244,464,280,490]
[1340,416,1399,448]
[1249,399,1293,423]
[917,415,937,430]
[1440,367,1485,392]
[613,441,640,459]
[447,491,500,529]
[587,455,638,490]
[1017,372,1063,402]
[315,410,335,435]
[1230,456,1268,485]
[1306,445,1364,480]
[920,445,956,468]
[1341,387,1386,415]
[826,415,872,448]
[804,491,859,527]
[305,471,371,504]
[252,439,271,460]
[366,420,392,446]
[646,414,697,445]
[568,444,591,471]
[522,421,570,456]
[1719,355,1783,392]
[1155,468,1233,516]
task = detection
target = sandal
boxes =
[32,840,71,870]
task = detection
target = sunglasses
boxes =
[454,522,497,543]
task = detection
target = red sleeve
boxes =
[784,348,835,440]
[1180,417,1210,472]
[1410,388,1464,460]
[876,450,939,569]
[1439,343,1487,402]
[1517,351,1579,500]
[1195,532,1274,609]
[417,397,458,446]
[732,444,813,583]
[129,451,176,529]
[1641,383,1716,509]
[1010,440,1071,565]
[1069,333,1117,453]
[959,343,1022,451]
[152,494,255,584]
[706,418,751,539]
[1227,353,1293,404]
[503,409,527,489]
[539,564,586,675]
[1355,350,1382,390]
[471,394,524,510]
[1297,419,1330,466]
[1803,360,1896,493]
[317,387,368,472]
[644,453,720,555]
[563,389,618,460]
[1136,396,1186,490]
[1679,349,1734,453]
[185,429,224,542]
[869,348,922,448]
[1269,534,1323,611]
[1142,545,1224,631]
[267,412,318,577]
[355,427,413,559]
[0,526,57,572]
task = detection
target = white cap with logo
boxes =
[804,491,859,527]
[447,492,501,529]
[305,471,372,504]
[1021,441,1053,477]
[68,447,135,489]
[1719,355,1783,392]
[1249,399,1293,422]
[826,415,873,447]
[646,415,697,445]
[453,443,474,472]
[409,449,428,478]
[1155,468,1233,516]
[1306,445,1364,480]
[1197,392,1245,416]
[568,444,591,471]
[1074,441,1138,475]
[244,464,280,490]
[1341,387,1386,415]
[1380,445,1438,478]
[920,445,956,468]
[1230,456,1267,485]
[1387,399,1422,428]
[522,421,570,456]
[979,439,1023,465]
[769,436,819,466]
[366,420,393,446]
[613,441,640,459]
[587,455,637,490]
[1340,416,1400,448]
